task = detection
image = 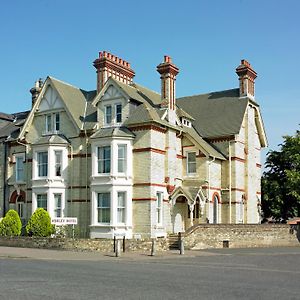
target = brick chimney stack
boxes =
[93,51,135,93]
[236,59,257,98]
[30,78,43,107]
[156,55,179,111]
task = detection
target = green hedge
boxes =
[26,208,55,237]
[0,209,22,236]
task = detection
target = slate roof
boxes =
[177,89,249,138]
[32,134,70,145]
[90,127,135,139]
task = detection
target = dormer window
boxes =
[45,112,60,133]
[182,118,191,128]
[104,104,122,126]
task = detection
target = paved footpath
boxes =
[0,246,218,261]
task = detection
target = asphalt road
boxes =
[0,247,299,300]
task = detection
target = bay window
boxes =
[54,150,62,176]
[97,193,110,223]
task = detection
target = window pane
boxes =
[55,113,60,131]
[117,144,126,173]
[38,152,48,177]
[54,194,62,217]
[105,106,112,124]
[46,115,52,132]
[117,192,126,223]
[55,151,62,176]
[116,104,122,123]
[156,192,163,225]
[16,156,24,181]
[37,194,47,210]
[98,146,111,173]
[187,152,196,174]
[97,193,110,223]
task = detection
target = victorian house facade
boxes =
[0,51,267,238]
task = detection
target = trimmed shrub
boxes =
[0,209,22,237]
[26,208,55,237]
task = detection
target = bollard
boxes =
[115,239,121,257]
[113,236,116,253]
[151,239,156,256]
[179,238,184,255]
[123,236,126,252]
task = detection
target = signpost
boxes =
[51,217,78,238]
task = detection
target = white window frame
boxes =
[54,150,62,177]
[97,146,111,174]
[105,105,112,125]
[156,192,163,225]
[15,153,25,182]
[117,191,126,224]
[115,103,122,123]
[117,144,127,173]
[37,151,48,177]
[45,113,60,134]
[55,113,60,131]
[54,193,62,217]
[97,193,111,224]
[187,152,197,175]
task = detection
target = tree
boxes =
[0,209,22,236]
[262,129,300,220]
[26,208,54,237]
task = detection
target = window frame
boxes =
[115,103,122,123]
[105,105,112,125]
[55,113,60,131]
[37,151,48,177]
[187,152,197,175]
[117,144,127,173]
[97,193,111,224]
[15,154,25,182]
[97,146,111,174]
[37,194,47,210]
[117,191,126,224]
[54,193,62,217]
[54,150,62,177]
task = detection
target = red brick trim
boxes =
[177,154,183,159]
[182,145,195,148]
[202,186,222,191]
[133,147,166,155]
[9,190,26,204]
[256,191,261,195]
[231,156,246,163]
[132,198,157,201]
[212,192,221,203]
[232,188,246,192]
[256,163,262,168]
[128,124,167,133]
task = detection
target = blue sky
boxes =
[1,0,299,164]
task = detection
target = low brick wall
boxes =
[183,224,300,250]
[0,236,169,253]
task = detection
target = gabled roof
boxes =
[177,89,248,138]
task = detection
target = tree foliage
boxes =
[0,209,22,236]
[262,129,300,220]
[26,208,54,237]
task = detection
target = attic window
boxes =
[182,118,191,128]
[45,112,60,134]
